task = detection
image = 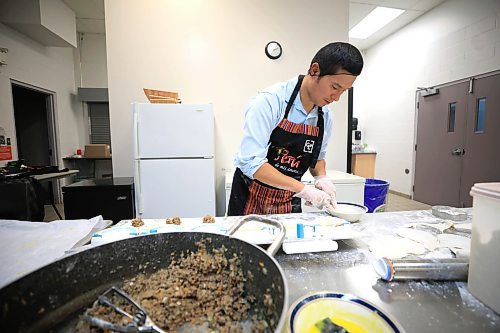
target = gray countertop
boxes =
[269,210,500,333]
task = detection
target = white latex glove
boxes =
[314,175,337,209]
[294,186,334,211]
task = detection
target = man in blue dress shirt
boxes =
[228,42,363,216]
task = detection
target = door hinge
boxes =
[412,185,415,192]
[414,144,417,151]
[469,78,474,94]
[417,101,419,109]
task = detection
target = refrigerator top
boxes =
[132,102,213,110]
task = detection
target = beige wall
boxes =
[105,0,350,215]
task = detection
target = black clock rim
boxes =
[265,41,282,60]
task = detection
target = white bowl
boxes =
[286,291,405,333]
[326,202,368,222]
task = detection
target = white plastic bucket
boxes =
[468,182,500,314]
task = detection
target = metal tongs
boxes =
[84,286,166,333]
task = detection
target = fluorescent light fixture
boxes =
[349,6,405,39]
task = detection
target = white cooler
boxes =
[224,169,365,215]
[469,182,500,314]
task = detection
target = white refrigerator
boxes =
[133,103,215,218]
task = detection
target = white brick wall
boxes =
[354,0,500,196]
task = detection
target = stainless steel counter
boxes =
[270,210,500,333]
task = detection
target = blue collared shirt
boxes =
[234,76,333,179]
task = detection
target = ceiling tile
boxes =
[410,0,446,11]
[350,9,424,50]
[350,3,377,29]
[351,0,385,5]
[349,0,446,50]
[380,0,420,10]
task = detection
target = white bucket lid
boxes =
[470,182,500,200]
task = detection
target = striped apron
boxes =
[228,75,324,216]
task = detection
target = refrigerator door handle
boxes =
[135,160,143,215]
[134,108,140,158]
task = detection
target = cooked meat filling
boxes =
[131,218,144,227]
[166,217,182,225]
[203,215,216,223]
[77,240,272,333]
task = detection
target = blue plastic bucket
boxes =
[364,179,389,213]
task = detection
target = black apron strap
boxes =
[284,75,304,119]
[310,108,324,168]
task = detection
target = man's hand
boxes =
[314,175,337,209]
[294,186,334,210]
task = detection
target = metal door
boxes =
[460,74,500,206]
[413,82,469,206]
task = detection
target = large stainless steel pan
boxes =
[0,215,288,332]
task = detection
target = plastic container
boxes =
[468,182,500,314]
[364,178,389,213]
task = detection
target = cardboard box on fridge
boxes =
[84,144,110,158]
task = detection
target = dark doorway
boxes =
[11,82,58,203]
[12,85,51,166]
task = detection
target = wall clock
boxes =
[265,41,282,60]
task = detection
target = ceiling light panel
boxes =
[349,6,405,39]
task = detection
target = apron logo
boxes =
[274,148,302,168]
[303,140,315,153]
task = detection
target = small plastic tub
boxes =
[468,182,500,314]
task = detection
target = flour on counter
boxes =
[404,221,453,233]
[453,222,472,231]
[437,233,471,257]
[396,227,439,250]
[369,235,427,259]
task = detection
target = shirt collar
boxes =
[285,75,328,118]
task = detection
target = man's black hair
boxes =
[310,42,363,76]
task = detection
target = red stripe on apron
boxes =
[243,181,295,215]
[277,118,320,136]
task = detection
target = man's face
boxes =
[311,70,357,107]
